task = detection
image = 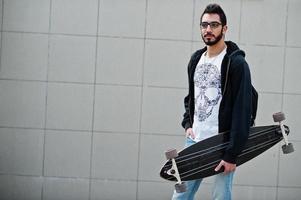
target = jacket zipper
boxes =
[223,58,231,96]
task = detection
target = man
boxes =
[172,3,252,200]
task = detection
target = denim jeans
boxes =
[171,137,234,200]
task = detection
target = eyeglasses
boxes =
[200,21,222,29]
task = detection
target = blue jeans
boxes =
[171,137,234,200]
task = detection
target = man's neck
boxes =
[206,41,227,58]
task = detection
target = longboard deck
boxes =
[160,125,289,181]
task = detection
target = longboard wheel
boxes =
[282,143,294,154]
[273,112,285,122]
[175,182,186,193]
[165,148,178,160]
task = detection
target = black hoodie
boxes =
[181,41,252,164]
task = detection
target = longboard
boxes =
[160,112,294,192]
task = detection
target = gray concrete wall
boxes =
[0,0,300,199]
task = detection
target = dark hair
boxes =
[201,4,227,26]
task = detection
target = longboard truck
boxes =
[165,149,186,193]
[273,112,294,154]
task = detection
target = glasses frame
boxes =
[200,21,222,30]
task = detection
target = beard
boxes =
[201,30,223,46]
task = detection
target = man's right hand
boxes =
[186,128,195,139]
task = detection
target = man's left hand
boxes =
[215,160,236,174]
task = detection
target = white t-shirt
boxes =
[192,47,227,142]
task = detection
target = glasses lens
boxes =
[210,22,220,29]
[200,22,209,29]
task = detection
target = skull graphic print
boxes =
[194,62,221,122]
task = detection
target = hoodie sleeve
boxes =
[182,94,192,130]
[222,54,252,164]
[181,53,195,130]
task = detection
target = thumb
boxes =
[186,128,195,139]
[190,130,195,139]
[215,162,223,172]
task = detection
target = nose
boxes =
[206,25,213,31]
[202,26,212,35]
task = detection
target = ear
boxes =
[222,25,228,34]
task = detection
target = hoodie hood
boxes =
[225,41,245,58]
[194,40,245,60]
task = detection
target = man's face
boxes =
[200,13,226,46]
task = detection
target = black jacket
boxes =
[181,41,252,164]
